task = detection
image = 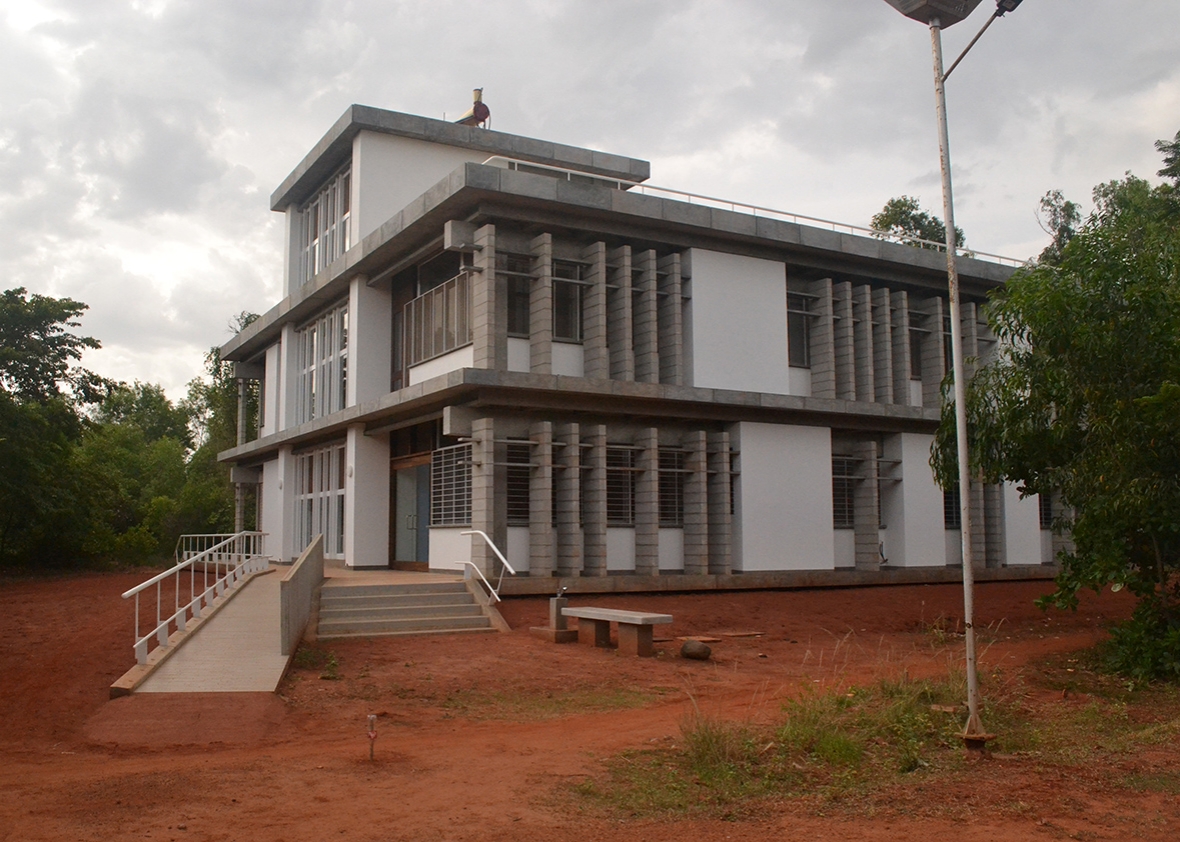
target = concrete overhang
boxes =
[270,104,652,212]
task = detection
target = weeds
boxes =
[441,686,651,721]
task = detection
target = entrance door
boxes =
[391,459,430,568]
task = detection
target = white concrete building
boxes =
[219,104,1058,594]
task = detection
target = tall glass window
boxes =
[294,442,346,557]
[295,302,349,424]
[297,168,351,286]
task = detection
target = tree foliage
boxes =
[933,137,1180,681]
[871,196,966,251]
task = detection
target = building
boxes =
[218,103,1059,594]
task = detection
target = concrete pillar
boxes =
[683,430,709,575]
[984,482,1004,568]
[555,422,582,576]
[852,439,880,571]
[608,245,635,381]
[471,224,504,371]
[344,423,390,568]
[919,296,947,408]
[529,234,554,375]
[279,322,297,431]
[853,284,875,403]
[707,430,732,575]
[348,273,392,406]
[969,478,987,572]
[807,278,836,399]
[633,249,660,383]
[582,241,609,380]
[872,287,894,405]
[529,420,555,577]
[657,253,684,386]
[833,280,856,400]
[890,290,913,406]
[634,427,660,577]
[470,416,506,576]
[580,424,607,577]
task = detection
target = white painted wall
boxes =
[408,344,473,385]
[507,337,530,373]
[278,322,296,432]
[348,276,391,405]
[788,367,812,396]
[909,380,923,407]
[352,131,490,242]
[430,527,475,573]
[259,343,281,438]
[261,457,285,560]
[1004,485,1043,566]
[344,425,390,568]
[607,528,636,572]
[507,526,529,572]
[891,433,947,567]
[658,528,684,571]
[834,530,855,568]
[946,530,962,566]
[687,250,790,394]
[735,422,833,571]
[275,446,296,562]
[552,342,585,378]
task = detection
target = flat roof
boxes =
[270,104,652,211]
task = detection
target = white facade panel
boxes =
[275,445,296,562]
[260,342,281,438]
[1004,485,1043,566]
[348,276,391,405]
[552,342,585,378]
[834,529,855,568]
[507,337,530,373]
[946,530,963,566]
[408,344,474,385]
[658,528,684,571]
[606,528,636,572]
[430,527,474,573]
[261,457,284,560]
[687,249,790,395]
[506,526,529,572]
[892,433,947,567]
[344,425,389,568]
[788,366,812,397]
[735,422,833,571]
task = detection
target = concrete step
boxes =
[319,592,476,611]
[319,603,484,622]
[320,581,468,597]
[317,613,493,637]
[317,626,496,641]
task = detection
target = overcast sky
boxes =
[4,0,1178,399]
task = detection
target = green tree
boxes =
[871,196,966,251]
[933,139,1180,681]
[1036,189,1082,265]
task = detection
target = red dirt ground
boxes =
[1,570,1176,842]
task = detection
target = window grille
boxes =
[553,260,584,342]
[832,457,856,529]
[498,253,533,337]
[944,486,962,530]
[295,302,348,424]
[403,271,472,366]
[658,448,686,527]
[909,326,924,379]
[606,447,637,525]
[787,294,811,368]
[298,168,350,286]
[1039,493,1053,529]
[293,442,346,557]
[431,444,472,526]
[506,441,531,526]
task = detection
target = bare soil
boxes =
[1,570,1177,841]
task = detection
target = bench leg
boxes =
[577,618,611,648]
[618,623,655,657]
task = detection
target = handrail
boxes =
[456,561,502,604]
[480,155,1028,269]
[460,529,517,600]
[122,531,269,665]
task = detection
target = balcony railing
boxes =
[404,270,472,367]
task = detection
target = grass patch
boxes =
[441,686,652,721]
[290,644,340,680]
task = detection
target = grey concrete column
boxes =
[960,301,980,380]
[633,249,660,383]
[634,427,659,577]
[853,284,875,403]
[984,482,1004,568]
[707,430,733,575]
[807,278,836,399]
[919,296,947,408]
[852,439,880,571]
[582,241,609,380]
[657,253,684,386]
[581,424,607,577]
[833,280,856,401]
[470,416,506,576]
[890,290,913,405]
[682,430,709,575]
[471,224,504,370]
[555,422,582,577]
[529,233,554,375]
[969,478,987,571]
[872,287,894,405]
[529,420,555,577]
[608,245,635,381]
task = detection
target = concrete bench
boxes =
[561,607,673,657]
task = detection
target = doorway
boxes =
[390,456,430,570]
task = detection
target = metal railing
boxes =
[404,270,473,366]
[481,156,1028,269]
[458,529,517,602]
[123,531,269,665]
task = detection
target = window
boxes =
[832,457,856,529]
[403,271,471,366]
[431,444,472,526]
[506,441,532,526]
[658,448,686,527]
[606,447,637,525]
[787,293,811,368]
[497,253,532,337]
[294,442,346,557]
[298,167,350,286]
[943,314,955,377]
[1039,493,1053,529]
[553,260,584,342]
[944,486,962,529]
[295,302,348,424]
[909,326,924,379]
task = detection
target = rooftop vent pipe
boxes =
[455,88,490,128]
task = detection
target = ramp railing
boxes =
[123,531,268,665]
[457,529,517,602]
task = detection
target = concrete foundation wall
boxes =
[687,249,790,395]
[736,422,833,571]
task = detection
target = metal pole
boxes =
[235,377,246,533]
[929,18,987,744]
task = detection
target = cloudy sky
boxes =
[4,0,1178,399]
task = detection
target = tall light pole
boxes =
[881,0,1023,751]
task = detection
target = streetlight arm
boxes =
[943,9,999,81]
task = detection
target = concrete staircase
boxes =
[316,581,495,639]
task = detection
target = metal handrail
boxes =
[455,561,502,604]
[480,155,1028,269]
[460,529,517,599]
[123,531,268,665]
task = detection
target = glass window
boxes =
[297,167,351,286]
[506,442,531,526]
[944,486,962,530]
[832,457,856,529]
[295,302,349,424]
[293,442,346,558]
[606,447,636,526]
[553,260,584,342]
[658,448,686,527]
[787,294,811,368]
[431,444,472,526]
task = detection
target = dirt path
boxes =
[1,572,1175,841]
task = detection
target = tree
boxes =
[871,196,966,251]
[933,137,1180,681]
[0,288,104,403]
[1035,189,1082,265]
